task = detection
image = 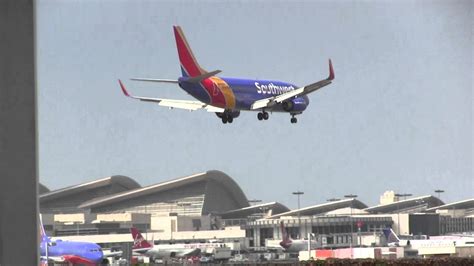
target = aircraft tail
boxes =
[383,228,401,243]
[173,26,208,77]
[39,215,50,243]
[130,227,153,249]
[279,221,292,249]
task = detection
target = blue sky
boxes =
[37,0,472,207]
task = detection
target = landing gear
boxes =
[220,111,235,124]
[290,114,298,124]
[257,111,269,121]
[221,114,234,124]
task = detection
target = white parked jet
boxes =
[130,227,200,260]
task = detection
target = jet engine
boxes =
[282,98,307,112]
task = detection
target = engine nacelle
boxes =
[282,98,307,112]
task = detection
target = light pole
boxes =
[293,191,304,239]
[344,194,358,251]
[326,198,341,202]
[248,199,262,205]
[434,189,445,201]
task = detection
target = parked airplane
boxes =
[118,26,335,124]
[279,221,318,252]
[383,228,474,248]
[40,221,104,265]
[130,227,200,260]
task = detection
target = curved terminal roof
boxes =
[365,195,444,214]
[79,170,249,210]
[40,175,141,202]
[220,202,290,219]
[39,183,50,194]
[425,198,474,212]
[267,198,368,219]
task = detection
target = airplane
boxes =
[130,227,201,261]
[383,228,474,248]
[278,221,318,252]
[118,25,335,124]
[40,219,104,265]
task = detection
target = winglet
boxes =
[327,59,335,80]
[118,79,131,97]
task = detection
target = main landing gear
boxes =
[257,111,269,121]
[221,113,234,124]
[217,110,240,124]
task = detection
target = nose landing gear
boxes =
[290,114,298,124]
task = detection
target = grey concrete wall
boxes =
[0,0,38,264]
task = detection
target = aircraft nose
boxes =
[94,250,104,263]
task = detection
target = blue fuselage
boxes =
[41,239,104,264]
[178,76,309,113]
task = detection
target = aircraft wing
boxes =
[103,249,123,257]
[118,80,225,113]
[251,59,334,110]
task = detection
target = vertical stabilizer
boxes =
[173,26,207,77]
[279,221,292,249]
[383,228,401,243]
[39,215,50,243]
[130,227,153,249]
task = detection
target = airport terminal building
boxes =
[40,170,474,251]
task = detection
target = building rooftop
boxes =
[365,195,444,214]
[220,202,290,219]
[425,198,474,212]
[79,170,249,210]
[40,175,141,203]
[267,198,368,218]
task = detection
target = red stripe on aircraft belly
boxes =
[201,79,226,108]
[63,255,95,265]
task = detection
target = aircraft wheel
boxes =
[291,117,297,124]
[263,112,269,120]
[257,112,263,121]
[228,116,233,123]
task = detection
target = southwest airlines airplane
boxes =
[118,26,334,124]
[39,217,121,265]
[40,222,104,265]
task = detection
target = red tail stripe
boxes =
[173,26,204,77]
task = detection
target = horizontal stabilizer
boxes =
[130,78,178,84]
[183,70,221,83]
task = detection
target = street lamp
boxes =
[248,199,262,205]
[344,194,358,250]
[434,189,445,201]
[292,191,304,238]
[326,198,341,202]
